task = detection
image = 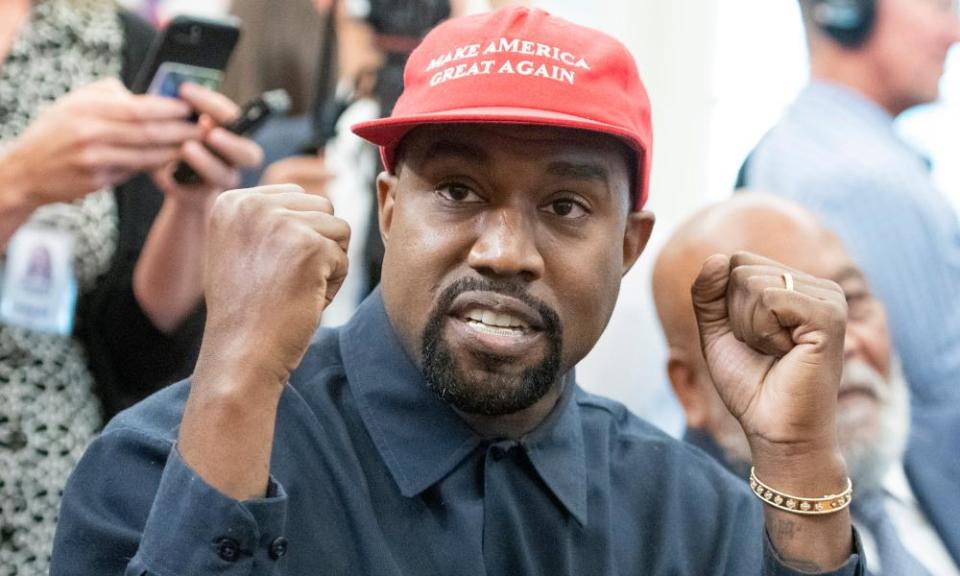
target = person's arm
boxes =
[178,184,349,500]
[691,252,857,572]
[0,79,199,249]
[51,397,289,574]
[132,84,263,333]
[0,149,37,248]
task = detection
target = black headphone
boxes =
[809,0,877,47]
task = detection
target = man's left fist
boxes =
[690,251,847,450]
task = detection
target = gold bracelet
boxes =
[749,467,853,515]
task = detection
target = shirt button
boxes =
[269,536,289,560]
[490,441,517,461]
[214,537,241,562]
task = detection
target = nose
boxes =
[467,208,545,281]
[843,321,863,362]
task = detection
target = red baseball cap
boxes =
[352,6,654,210]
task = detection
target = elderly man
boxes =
[740,0,960,413]
[653,194,960,576]
[53,8,863,575]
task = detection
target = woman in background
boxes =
[0,1,261,572]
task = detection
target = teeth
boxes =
[463,308,528,330]
[466,321,524,336]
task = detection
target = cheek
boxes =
[548,245,624,361]
[381,200,473,341]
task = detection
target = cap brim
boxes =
[352,106,645,158]
[352,106,648,209]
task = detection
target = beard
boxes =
[837,356,911,492]
[420,277,563,416]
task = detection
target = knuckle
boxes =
[729,265,750,288]
[729,251,751,267]
[744,274,768,294]
[75,147,102,170]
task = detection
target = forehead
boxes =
[758,223,861,283]
[398,124,633,181]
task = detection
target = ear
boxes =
[376,171,399,244]
[621,210,655,276]
[666,351,710,429]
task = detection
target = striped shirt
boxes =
[744,81,960,412]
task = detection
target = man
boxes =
[52,8,863,575]
[740,0,960,413]
[653,194,960,575]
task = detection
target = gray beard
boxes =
[838,356,911,493]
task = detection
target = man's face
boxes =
[872,0,960,110]
[377,124,652,416]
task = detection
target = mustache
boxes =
[839,358,889,402]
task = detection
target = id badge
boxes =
[0,226,78,335]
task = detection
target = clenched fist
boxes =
[691,251,848,451]
[198,184,350,390]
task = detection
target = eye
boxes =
[845,292,875,321]
[436,182,483,203]
[542,197,589,219]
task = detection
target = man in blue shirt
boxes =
[53,7,864,575]
[741,0,960,413]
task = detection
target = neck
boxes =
[809,46,904,117]
[454,377,566,440]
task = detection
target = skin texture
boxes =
[178,126,851,570]
[803,0,960,115]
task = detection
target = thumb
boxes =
[691,254,733,348]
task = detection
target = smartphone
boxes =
[172,89,292,185]
[132,15,241,96]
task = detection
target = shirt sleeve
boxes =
[51,426,289,575]
[763,528,865,576]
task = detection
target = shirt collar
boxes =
[340,289,588,525]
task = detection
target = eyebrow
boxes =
[421,140,490,167]
[546,161,609,183]
[834,265,866,286]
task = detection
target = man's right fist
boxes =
[200,184,350,390]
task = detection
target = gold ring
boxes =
[782,272,795,292]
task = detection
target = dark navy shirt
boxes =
[52,291,863,575]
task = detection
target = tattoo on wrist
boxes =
[773,518,800,541]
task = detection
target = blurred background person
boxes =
[653,193,960,576]
[0,0,261,572]
[738,0,960,415]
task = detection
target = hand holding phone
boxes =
[149,84,264,199]
[172,89,291,186]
